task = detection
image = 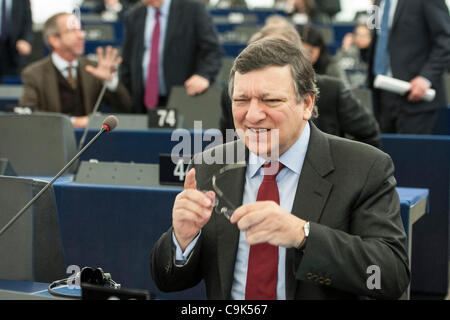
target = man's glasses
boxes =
[202,163,247,221]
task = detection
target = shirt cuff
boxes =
[419,76,432,87]
[172,231,201,266]
[105,73,119,91]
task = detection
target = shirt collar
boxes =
[247,121,311,178]
[51,52,78,73]
[147,0,171,17]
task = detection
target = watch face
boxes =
[304,222,310,237]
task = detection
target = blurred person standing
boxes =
[335,24,371,71]
[300,25,350,87]
[93,0,135,21]
[0,0,33,80]
[120,0,223,113]
[215,0,248,9]
[286,0,330,24]
[368,0,450,134]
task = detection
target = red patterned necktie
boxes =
[245,161,284,300]
[144,9,160,109]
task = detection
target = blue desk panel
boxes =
[396,187,429,239]
[74,128,221,164]
[51,182,207,300]
[381,134,450,295]
[50,180,426,300]
[0,279,80,298]
[432,106,450,135]
[0,279,49,294]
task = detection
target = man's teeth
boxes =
[250,128,269,132]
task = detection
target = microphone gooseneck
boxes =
[0,117,117,238]
[77,82,108,151]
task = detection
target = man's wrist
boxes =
[105,73,119,91]
[297,221,310,251]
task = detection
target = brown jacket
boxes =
[19,56,132,114]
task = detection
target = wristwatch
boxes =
[297,221,310,251]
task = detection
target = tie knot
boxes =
[262,161,284,180]
[155,9,160,19]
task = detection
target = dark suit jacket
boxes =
[220,75,381,148]
[19,56,132,115]
[120,0,223,113]
[368,0,450,113]
[0,0,33,75]
[313,75,380,148]
[151,123,410,299]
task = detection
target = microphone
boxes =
[0,115,119,238]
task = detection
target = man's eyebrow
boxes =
[232,94,249,99]
[260,93,287,99]
[232,92,288,100]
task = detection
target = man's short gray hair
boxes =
[42,12,70,48]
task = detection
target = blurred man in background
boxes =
[368,0,450,134]
[19,12,132,127]
[120,0,222,112]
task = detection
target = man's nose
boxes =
[245,98,266,123]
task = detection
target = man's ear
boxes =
[47,35,59,51]
[302,93,315,121]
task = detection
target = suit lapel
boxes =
[215,164,245,299]
[214,140,248,299]
[45,58,62,112]
[285,122,334,300]
[391,0,407,33]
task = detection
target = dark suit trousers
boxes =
[375,90,438,134]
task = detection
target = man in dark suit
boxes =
[19,12,132,127]
[120,0,222,113]
[0,0,33,79]
[151,38,409,299]
[368,0,450,133]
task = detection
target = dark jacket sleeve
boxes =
[419,0,450,86]
[191,2,223,83]
[150,226,204,293]
[19,0,33,44]
[296,152,410,299]
[103,82,133,113]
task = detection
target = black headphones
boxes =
[48,267,121,299]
